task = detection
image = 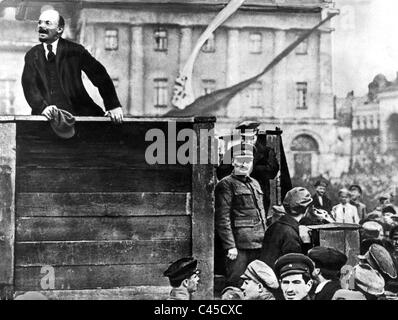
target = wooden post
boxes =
[0,123,16,300]
[192,117,216,300]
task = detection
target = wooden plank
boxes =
[15,240,191,267]
[14,115,196,122]
[319,230,346,254]
[16,192,191,217]
[14,286,170,300]
[15,264,170,291]
[344,229,360,267]
[191,121,216,300]
[16,167,191,193]
[16,216,191,241]
[0,123,16,299]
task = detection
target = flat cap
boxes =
[353,264,385,296]
[308,246,347,273]
[349,184,363,194]
[283,187,313,215]
[221,286,244,300]
[331,289,366,300]
[358,244,397,279]
[235,120,260,131]
[274,253,315,279]
[314,180,328,187]
[361,221,384,238]
[241,260,279,289]
[232,143,254,159]
[163,257,199,282]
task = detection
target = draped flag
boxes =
[171,0,246,110]
[166,11,338,117]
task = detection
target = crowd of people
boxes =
[163,121,398,301]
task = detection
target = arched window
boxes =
[291,134,319,178]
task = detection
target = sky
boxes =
[333,0,398,96]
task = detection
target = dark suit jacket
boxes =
[22,38,121,116]
[259,214,303,269]
[312,193,333,214]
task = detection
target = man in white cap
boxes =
[22,9,123,123]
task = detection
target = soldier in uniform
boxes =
[215,144,267,287]
[163,257,201,300]
[216,121,279,212]
[308,246,347,300]
[240,260,279,300]
[274,253,315,300]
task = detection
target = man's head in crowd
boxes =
[379,195,391,208]
[314,180,328,197]
[283,187,313,219]
[240,260,279,300]
[275,253,315,300]
[308,246,347,283]
[360,220,384,242]
[235,121,260,146]
[232,144,254,177]
[349,184,362,202]
[353,263,385,300]
[359,243,397,281]
[37,9,65,44]
[163,257,201,294]
[390,225,398,254]
[338,188,350,205]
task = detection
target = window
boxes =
[295,33,308,55]
[0,79,16,113]
[369,115,374,129]
[105,29,118,50]
[202,34,215,53]
[248,81,263,108]
[363,116,367,129]
[296,82,308,109]
[154,78,168,108]
[154,27,168,51]
[202,79,216,95]
[249,33,262,54]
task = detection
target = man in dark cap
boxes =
[259,187,313,268]
[215,144,267,287]
[163,257,200,300]
[312,180,332,214]
[308,246,347,300]
[274,253,315,300]
[349,184,367,222]
[216,120,279,213]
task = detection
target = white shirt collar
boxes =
[43,38,60,59]
[315,280,331,294]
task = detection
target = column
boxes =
[319,29,334,119]
[272,30,288,118]
[226,28,241,118]
[179,27,192,70]
[130,25,145,115]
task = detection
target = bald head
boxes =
[37,9,65,43]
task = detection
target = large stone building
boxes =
[1,0,349,178]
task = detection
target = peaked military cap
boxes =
[235,120,260,131]
[274,253,315,279]
[308,246,347,273]
[163,257,199,282]
[232,143,254,159]
[358,244,397,279]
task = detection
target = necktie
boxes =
[47,44,55,61]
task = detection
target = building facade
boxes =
[1,0,347,178]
